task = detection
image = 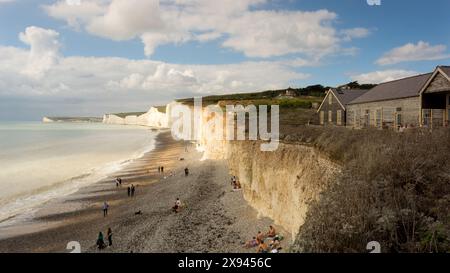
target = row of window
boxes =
[321,95,450,127]
[319,110,342,126]
[322,108,404,128]
[347,108,402,128]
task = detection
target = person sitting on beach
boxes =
[244,237,258,248]
[256,231,264,243]
[234,180,242,190]
[184,167,189,177]
[231,176,236,186]
[269,236,281,250]
[256,240,269,253]
[172,198,182,213]
[103,202,109,217]
[266,225,276,238]
[97,232,106,250]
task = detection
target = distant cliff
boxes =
[42,117,102,123]
[103,106,169,128]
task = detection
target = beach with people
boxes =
[0,130,289,253]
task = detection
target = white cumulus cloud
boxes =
[18,26,61,79]
[350,69,419,84]
[43,0,368,59]
[0,26,311,117]
[376,41,450,65]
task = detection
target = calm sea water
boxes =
[0,122,157,224]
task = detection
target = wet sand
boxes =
[0,131,289,253]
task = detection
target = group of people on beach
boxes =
[127,184,136,197]
[115,177,122,187]
[97,175,141,250]
[96,228,113,250]
[158,166,165,173]
[244,225,283,253]
[115,177,137,197]
[231,176,241,190]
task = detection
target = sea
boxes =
[0,121,157,225]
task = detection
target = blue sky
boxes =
[0,0,449,120]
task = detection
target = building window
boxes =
[347,110,353,126]
[422,109,431,126]
[320,111,324,125]
[337,110,342,126]
[328,110,332,123]
[364,110,370,127]
[356,109,361,127]
[328,94,332,105]
[376,109,382,128]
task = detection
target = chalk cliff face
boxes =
[103,114,126,125]
[225,141,340,238]
[170,105,341,238]
[103,107,169,127]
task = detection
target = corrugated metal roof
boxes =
[349,73,432,104]
[331,89,369,106]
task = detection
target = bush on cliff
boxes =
[288,127,450,253]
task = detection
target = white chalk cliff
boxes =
[103,106,169,128]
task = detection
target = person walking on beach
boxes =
[127,186,131,197]
[158,166,161,173]
[131,184,135,197]
[161,166,164,173]
[103,201,109,217]
[97,232,106,250]
[107,228,113,247]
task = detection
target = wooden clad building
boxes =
[346,66,450,129]
[317,65,450,129]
